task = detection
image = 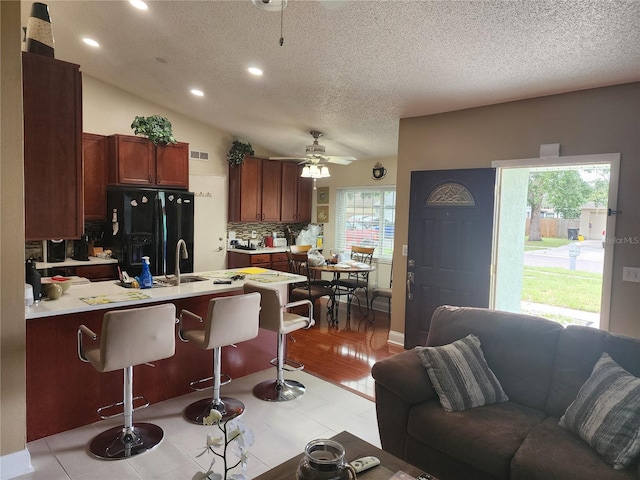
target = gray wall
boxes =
[393,83,640,338]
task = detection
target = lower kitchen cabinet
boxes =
[42,263,118,282]
[227,251,290,272]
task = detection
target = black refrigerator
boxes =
[106,187,194,278]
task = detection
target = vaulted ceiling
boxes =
[21,0,640,161]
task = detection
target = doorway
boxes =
[492,152,620,330]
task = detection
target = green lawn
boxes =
[524,237,571,251]
[521,266,602,312]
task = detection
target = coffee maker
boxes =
[73,234,90,261]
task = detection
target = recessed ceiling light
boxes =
[130,0,148,10]
[190,89,204,97]
[82,38,100,48]
[248,67,263,76]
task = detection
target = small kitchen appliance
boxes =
[47,239,66,263]
[72,234,90,261]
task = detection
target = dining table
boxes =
[309,261,376,328]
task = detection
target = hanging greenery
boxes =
[130,115,177,145]
[227,140,254,166]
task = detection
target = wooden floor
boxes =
[286,298,405,400]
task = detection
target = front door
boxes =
[405,168,496,347]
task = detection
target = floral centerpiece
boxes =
[197,409,254,480]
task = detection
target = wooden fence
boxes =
[524,218,580,238]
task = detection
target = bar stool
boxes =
[77,303,177,459]
[243,282,314,401]
[178,292,261,423]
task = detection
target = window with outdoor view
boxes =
[335,187,396,260]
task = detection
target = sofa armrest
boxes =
[372,348,436,404]
[372,348,438,459]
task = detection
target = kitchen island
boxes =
[26,269,305,441]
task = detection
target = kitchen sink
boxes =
[178,276,208,283]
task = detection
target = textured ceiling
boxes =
[21,0,640,161]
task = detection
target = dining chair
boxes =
[333,245,375,318]
[287,251,336,325]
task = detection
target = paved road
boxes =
[523,240,604,273]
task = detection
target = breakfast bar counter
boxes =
[26,268,302,319]
[25,269,305,441]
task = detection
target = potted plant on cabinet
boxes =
[130,115,177,145]
[227,140,254,166]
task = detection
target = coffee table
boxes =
[255,431,436,480]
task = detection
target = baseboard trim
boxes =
[388,330,404,347]
[0,448,33,480]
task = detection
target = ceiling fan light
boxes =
[301,165,312,178]
[320,166,331,177]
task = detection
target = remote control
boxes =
[350,456,380,474]
[213,280,232,284]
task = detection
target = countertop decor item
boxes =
[130,115,177,145]
[227,140,254,166]
[198,408,254,480]
[26,2,54,57]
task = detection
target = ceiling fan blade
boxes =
[269,156,307,161]
[325,156,356,165]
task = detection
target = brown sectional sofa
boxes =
[372,305,640,480]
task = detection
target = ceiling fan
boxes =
[270,130,357,165]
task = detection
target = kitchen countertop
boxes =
[25,268,305,319]
[227,246,291,255]
[36,256,119,269]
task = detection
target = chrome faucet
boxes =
[174,239,188,285]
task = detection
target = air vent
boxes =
[190,150,210,161]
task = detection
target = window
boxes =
[335,186,396,260]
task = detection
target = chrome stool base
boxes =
[89,422,163,460]
[184,397,244,424]
[253,379,305,402]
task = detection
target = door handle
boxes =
[407,272,414,301]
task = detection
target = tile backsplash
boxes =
[227,222,321,245]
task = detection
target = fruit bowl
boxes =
[42,276,72,295]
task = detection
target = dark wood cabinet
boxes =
[82,133,107,221]
[75,264,118,281]
[22,52,83,240]
[107,134,189,189]
[280,162,313,223]
[226,251,289,272]
[156,142,189,188]
[228,157,282,222]
[229,158,311,223]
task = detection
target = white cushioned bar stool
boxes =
[243,282,314,401]
[178,292,261,423]
[77,303,177,459]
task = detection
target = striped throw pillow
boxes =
[559,353,640,469]
[415,334,508,412]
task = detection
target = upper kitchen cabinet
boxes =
[280,162,312,223]
[228,157,282,222]
[107,134,189,189]
[22,52,83,241]
[82,133,107,221]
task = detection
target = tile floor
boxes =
[21,369,381,479]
